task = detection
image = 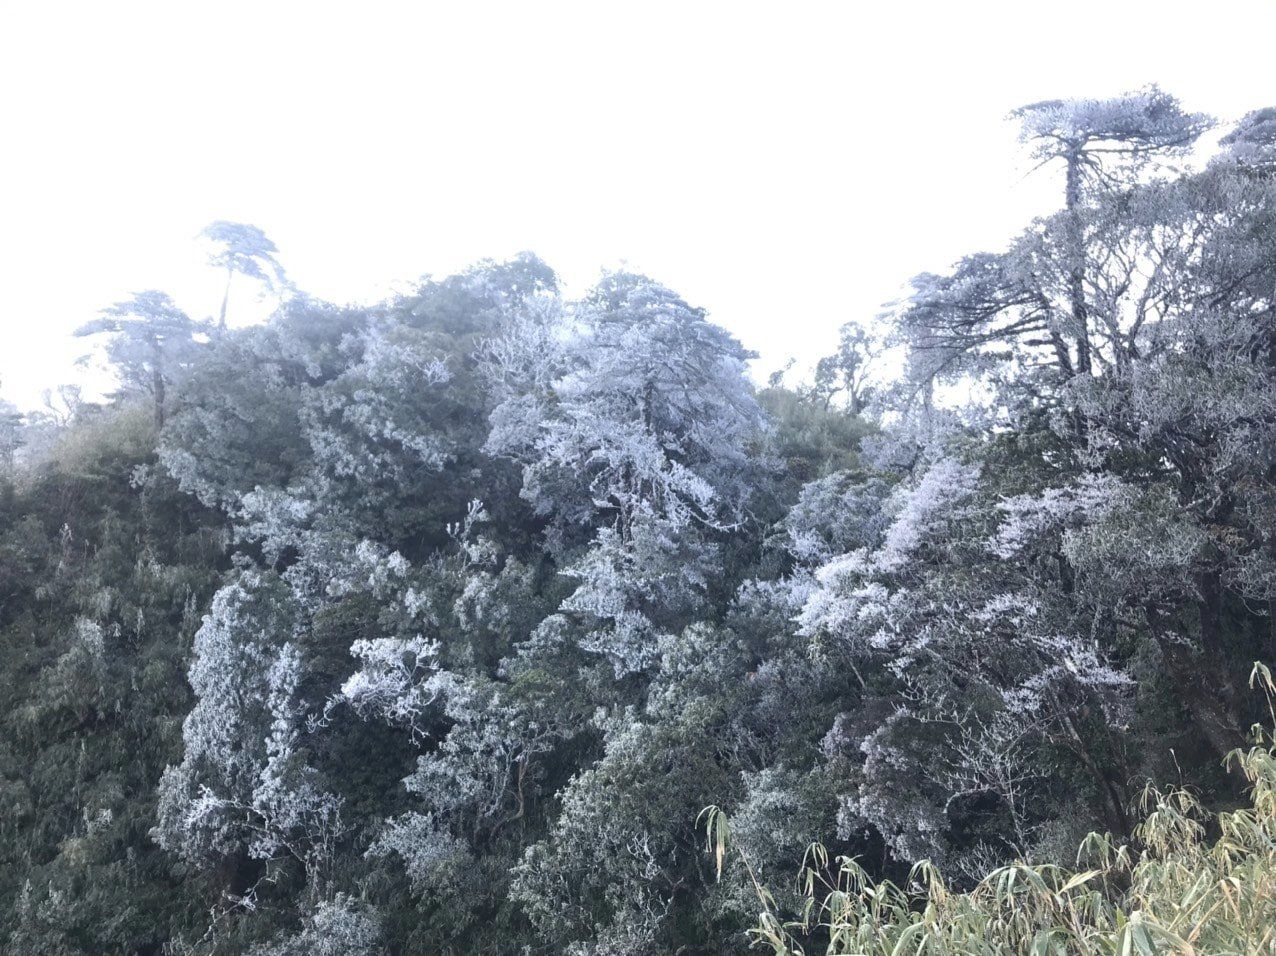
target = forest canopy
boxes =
[2,87,1276,954]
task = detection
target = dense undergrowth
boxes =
[711,665,1276,955]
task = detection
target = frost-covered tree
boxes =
[76,290,206,427]
[790,91,1275,883]
[159,297,365,509]
[1012,87,1210,377]
[900,88,1211,393]
[201,221,292,331]
[155,568,343,897]
[512,624,753,954]
[489,271,765,674]
[796,455,1139,864]
[1215,106,1276,171]
[489,271,763,535]
[250,894,382,956]
[808,318,887,414]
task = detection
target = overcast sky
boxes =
[2,0,1274,408]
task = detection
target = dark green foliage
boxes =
[0,402,228,954]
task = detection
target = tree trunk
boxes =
[151,339,166,430]
[1162,642,1246,767]
[1056,704,1130,837]
[218,266,233,333]
[1064,150,1092,377]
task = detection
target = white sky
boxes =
[2,0,1274,409]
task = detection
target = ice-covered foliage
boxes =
[202,221,290,296]
[559,511,717,676]
[988,473,1127,559]
[339,636,443,731]
[371,673,570,890]
[250,893,382,956]
[0,396,21,471]
[154,569,342,877]
[488,271,764,533]
[506,623,755,951]
[486,271,765,679]
[302,322,454,488]
[8,90,1276,954]
[75,290,207,427]
[781,472,893,563]
[1215,106,1276,170]
[1013,86,1211,166]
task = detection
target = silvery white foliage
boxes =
[158,640,343,885]
[1230,548,1276,605]
[249,642,345,871]
[404,675,562,825]
[559,511,716,677]
[365,812,471,891]
[235,487,315,565]
[480,298,566,471]
[339,636,444,733]
[327,539,412,600]
[512,618,753,953]
[372,675,567,888]
[74,290,207,425]
[734,574,816,630]
[302,322,454,486]
[989,473,1127,559]
[478,292,569,405]
[1058,484,1209,608]
[70,617,106,666]
[201,221,291,301]
[38,617,110,706]
[281,527,407,605]
[234,482,414,606]
[0,396,21,470]
[728,573,837,734]
[445,498,490,563]
[858,403,972,475]
[488,272,764,533]
[156,297,362,511]
[1013,86,1211,169]
[563,905,665,956]
[509,711,680,955]
[452,548,528,635]
[995,633,1134,725]
[485,275,764,681]
[896,146,1276,427]
[174,569,297,787]
[1214,107,1276,170]
[645,623,748,721]
[781,472,892,564]
[155,568,322,864]
[789,444,1144,867]
[875,457,982,571]
[403,505,507,635]
[1066,307,1276,476]
[797,457,982,649]
[728,767,830,881]
[832,708,954,865]
[250,893,383,956]
[156,407,263,511]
